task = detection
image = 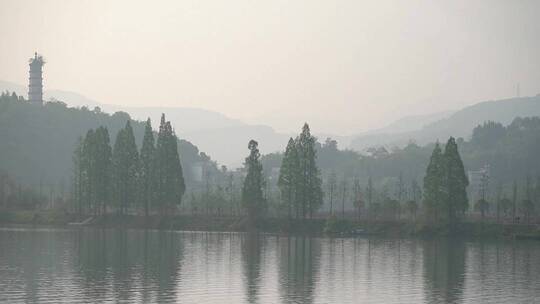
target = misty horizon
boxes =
[1,0,539,135]
[2,2,540,304]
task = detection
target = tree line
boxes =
[239,123,324,223]
[0,172,48,211]
[422,137,469,226]
[241,126,472,228]
[0,91,211,188]
[72,114,185,217]
[4,90,538,227]
[69,115,530,228]
[277,123,324,219]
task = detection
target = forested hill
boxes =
[350,94,540,150]
[262,116,540,202]
[0,93,210,187]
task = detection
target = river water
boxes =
[0,227,539,303]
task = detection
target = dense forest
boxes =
[0,92,221,188]
[261,117,540,218]
[2,91,540,228]
[72,115,185,217]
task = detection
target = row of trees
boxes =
[72,114,185,217]
[238,123,326,223]
[207,131,539,227]
[183,128,471,228]
[474,177,540,224]
[277,124,323,219]
[324,173,423,221]
[241,140,265,223]
[0,92,208,190]
[0,172,48,210]
[66,116,538,227]
[423,137,469,225]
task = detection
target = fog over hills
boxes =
[362,111,455,135]
[2,80,539,167]
[2,80,358,166]
[350,94,540,151]
[1,80,289,166]
[0,81,246,133]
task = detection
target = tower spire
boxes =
[28,52,44,104]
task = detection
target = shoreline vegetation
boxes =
[1,210,539,240]
[2,93,540,241]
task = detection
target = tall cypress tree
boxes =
[81,129,96,215]
[278,138,299,219]
[296,123,323,219]
[112,128,125,213]
[140,118,156,217]
[443,137,469,225]
[93,126,112,216]
[423,142,445,221]
[155,114,185,214]
[112,120,139,215]
[125,120,139,214]
[72,136,84,216]
[242,139,265,223]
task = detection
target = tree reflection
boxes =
[76,229,109,302]
[423,238,466,304]
[241,232,263,304]
[74,229,184,303]
[278,236,321,304]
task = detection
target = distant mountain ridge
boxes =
[0,80,264,166]
[364,110,455,135]
[0,93,211,187]
[349,94,540,151]
[0,81,245,133]
[0,80,315,166]
[3,80,539,166]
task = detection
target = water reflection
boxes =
[278,236,321,304]
[75,229,184,303]
[422,238,466,304]
[1,228,540,303]
[241,233,263,303]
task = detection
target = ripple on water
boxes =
[1,229,540,303]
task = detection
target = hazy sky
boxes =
[1,0,539,134]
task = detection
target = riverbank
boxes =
[1,210,539,239]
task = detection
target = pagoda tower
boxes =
[28,52,44,104]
